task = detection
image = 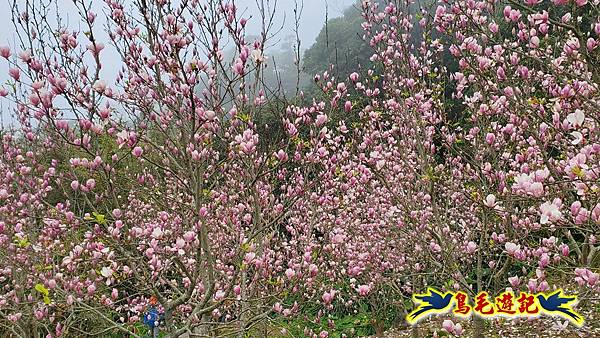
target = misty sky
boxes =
[0,0,357,125]
[0,0,357,46]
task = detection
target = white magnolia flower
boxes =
[92,79,107,93]
[540,201,562,224]
[571,131,583,145]
[151,227,164,239]
[566,109,585,128]
[251,49,266,63]
[484,194,497,208]
[101,266,113,278]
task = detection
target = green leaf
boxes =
[92,212,106,225]
[35,283,49,297]
[15,237,30,248]
[238,113,250,122]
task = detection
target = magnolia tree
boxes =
[276,0,600,336]
[0,0,338,336]
[2,0,600,337]
[357,0,600,335]
[429,0,600,299]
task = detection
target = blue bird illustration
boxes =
[537,290,583,326]
[406,288,454,324]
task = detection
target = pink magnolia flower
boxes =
[93,80,107,93]
[8,67,20,81]
[453,323,464,336]
[315,114,328,126]
[86,178,96,190]
[87,11,97,23]
[175,237,186,249]
[505,242,520,255]
[309,264,318,276]
[357,284,371,296]
[232,60,244,76]
[530,36,540,49]
[591,204,600,223]
[575,268,599,286]
[18,50,31,62]
[465,241,477,254]
[214,290,225,301]
[236,129,258,154]
[7,313,22,322]
[489,22,499,34]
[87,283,96,295]
[529,182,544,197]
[442,320,464,336]
[507,8,521,22]
[243,252,255,264]
[442,319,454,332]
[275,149,288,162]
[322,290,335,304]
[205,110,216,120]
[559,244,570,256]
[539,253,550,268]
[540,199,563,224]
[34,310,45,320]
[87,42,105,55]
[344,101,352,112]
[483,194,497,208]
[564,37,580,55]
[132,146,143,158]
[183,231,195,242]
[508,276,520,288]
[0,45,10,58]
[587,38,598,51]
